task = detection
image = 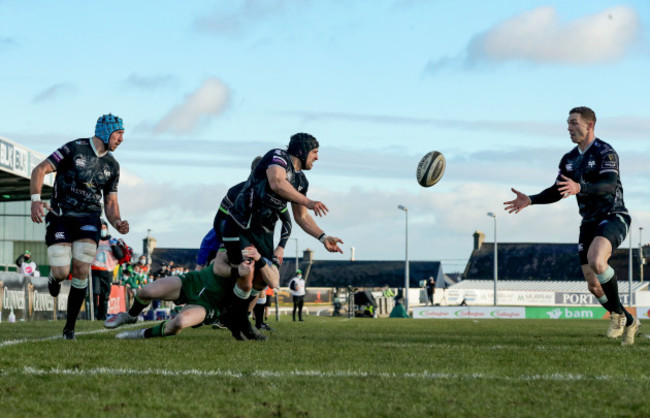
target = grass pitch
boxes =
[1,317,649,417]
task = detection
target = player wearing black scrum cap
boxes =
[221,133,344,340]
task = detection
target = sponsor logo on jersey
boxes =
[104,169,111,177]
[565,164,573,171]
[80,225,98,232]
[55,232,65,240]
[588,160,595,168]
[74,156,86,168]
[598,220,608,226]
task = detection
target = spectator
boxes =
[264,285,275,321]
[153,263,170,280]
[382,285,395,298]
[253,288,273,331]
[137,255,149,274]
[16,250,39,276]
[120,265,136,301]
[288,269,306,321]
[426,276,436,306]
[90,220,121,320]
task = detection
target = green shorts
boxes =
[175,266,233,325]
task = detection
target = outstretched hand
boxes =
[503,188,531,214]
[323,235,344,254]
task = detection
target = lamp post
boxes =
[487,212,498,306]
[640,227,644,283]
[629,229,633,305]
[397,205,409,312]
[290,237,300,272]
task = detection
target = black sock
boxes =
[143,321,166,338]
[64,285,87,331]
[599,296,620,313]
[128,296,150,317]
[253,304,265,327]
[600,273,624,315]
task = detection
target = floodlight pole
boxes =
[398,205,409,312]
[487,212,498,306]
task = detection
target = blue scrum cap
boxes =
[95,114,124,144]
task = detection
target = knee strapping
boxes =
[72,241,97,264]
[48,245,72,267]
[233,285,251,300]
[71,277,88,289]
[596,266,615,284]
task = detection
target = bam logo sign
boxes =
[546,308,595,319]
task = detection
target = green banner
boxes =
[525,306,607,319]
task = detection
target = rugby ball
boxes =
[416,151,446,187]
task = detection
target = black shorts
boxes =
[578,213,631,265]
[221,217,273,265]
[45,212,101,246]
[91,269,113,295]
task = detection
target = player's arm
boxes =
[292,202,343,254]
[579,172,618,196]
[267,166,328,217]
[277,208,292,249]
[529,184,563,204]
[104,193,129,234]
[30,159,55,223]
[242,247,279,288]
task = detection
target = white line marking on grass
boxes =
[5,367,649,383]
[0,322,158,349]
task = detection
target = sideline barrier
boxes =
[413,306,525,319]
[1,271,127,321]
[413,306,638,319]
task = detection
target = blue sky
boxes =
[2,1,649,272]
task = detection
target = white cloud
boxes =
[467,6,640,65]
[32,83,75,103]
[122,74,176,90]
[152,78,230,135]
[194,0,300,37]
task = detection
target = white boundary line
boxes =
[0,322,157,349]
[0,367,648,382]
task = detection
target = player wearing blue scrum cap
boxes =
[30,114,130,340]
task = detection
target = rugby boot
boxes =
[621,318,641,346]
[62,329,76,340]
[48,276,62,297]
[258,322,274,331]
[104,312,138,329]
[116,329,146,340]
[606,312,626,338]
[239,317,268,341]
